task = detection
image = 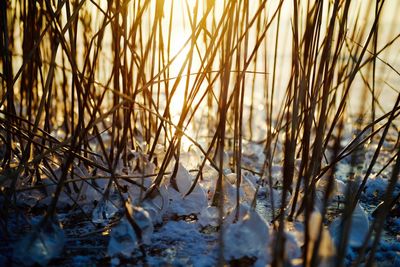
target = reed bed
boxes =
[1,0,400,266]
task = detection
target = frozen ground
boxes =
[0,128,400,266]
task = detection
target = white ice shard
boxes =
[176,163,194,194]
[108,218,138,257]
[223,205,270,262]
[126,205,154,244]
[168,164,208,215]
[108,205,154,257]
[219,177,239,213]
[124,150,156,176]
[197,164,219,196]
[198,205,219,227]
[329,203,369,249]
[14,219,65,266]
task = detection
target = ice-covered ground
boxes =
[1,128,400,266]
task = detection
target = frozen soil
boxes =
[0,202,219,266]
[1,131,400,266]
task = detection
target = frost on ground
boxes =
[1,132,400,266]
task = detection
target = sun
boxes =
[160,0,203,123]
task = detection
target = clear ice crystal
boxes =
[92,199,119,225]
[92,188,122,225]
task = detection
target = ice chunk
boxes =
[266,186,290,209]
[14,219,65,266]
[126,205,154,244]
[197,164,219,192]
[125,150,156,176]
[168,186,208,216]
[220,178,238,213]
[335,179,346,197]
[316,175,346,200]
[121,175,152,205]
[81,182,103,205]
[92,198,120,225]
[198,206,219,227]
[223,205,270,261]
[225,173,256,204]
[242,142,265,170]
[168,164,208,215]
[211,147,230,170]
[180,147,202,170]
[225,173,238,184]
[269,164,284,182]
[108,205,154,257]
[141,184,169,224]
[330,203,369,249]
[92,186,122,225]
[205,174,239,214]
[108,218,138,257]
[175,163,193,194]
[241,176,256,204]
